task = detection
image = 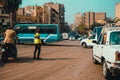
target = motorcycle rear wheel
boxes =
[1,53,8,62]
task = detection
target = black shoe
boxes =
[15,58,19,60]
[37,57,42,60]
[33,57,36,59]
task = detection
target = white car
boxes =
[69,36,75,40]
[80,34,97,48]
[62,33,68,40]
[77,35,87,41]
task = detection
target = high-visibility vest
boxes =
[34,32,41,44]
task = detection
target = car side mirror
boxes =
[92,40,99,44]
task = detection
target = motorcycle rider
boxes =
[3,26,19,59]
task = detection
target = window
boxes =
[97,34,103,44]
[110,31,120,45]
[2,19,4,23]
[39,27,56,34]
[2,10,4,14]
[102,34,107,44]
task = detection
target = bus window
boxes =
[29,29,36,33]
[47,27,56,34]
[40,27,46,34]
[21,28,28,33]
[15,29,20,34]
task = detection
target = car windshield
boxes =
[89,34,96,39]
[110,31,120,45]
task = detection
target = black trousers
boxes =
[34,43,41,58]
[4,43,17,54]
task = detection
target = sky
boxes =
[20,0,120,24]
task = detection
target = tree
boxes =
[3,0,22,27]
[62,22,71,33]
[114,17,120,23]
[76,22,86,33]
[105,17,114,23]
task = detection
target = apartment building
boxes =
[83,12,106,28]
[17,6,43,23]
[44,2,65,23]
[44,2,65,32]
[95,13,106,21]
[74,13,83,27]
[0,1,9,30]
[17,5,59,24]
[84,12,94,28]
[48,7,58,24]
[115,3,120,18]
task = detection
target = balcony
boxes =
[0,14,9,18]
[0,4,3,8]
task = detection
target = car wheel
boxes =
[82,42,87,48]
[92,53,98,64]
[103,60,112,79]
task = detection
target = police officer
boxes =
[34,28,42,59]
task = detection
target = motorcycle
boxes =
[0,42,18,62]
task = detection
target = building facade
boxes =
[95,13,106,21]
[17,6,44,23]
[74,13,83,27]
[84,12,95,28]
[44,2,65,32]
[115,3,120,18]
[83,12,106,28]
[17,5,59,24]
[0,1,9,30]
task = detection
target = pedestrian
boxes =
[34,28,42,59]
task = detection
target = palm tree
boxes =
[114,17,120,23]
[3,0,22,27]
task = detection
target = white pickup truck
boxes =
[92,26,120,79]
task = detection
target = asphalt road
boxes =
[0,40,120,80]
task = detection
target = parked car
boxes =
[80,35,96,48]
[77,35,87,41]
[62,33,69,40]
[80,27,102,48]
[69,36,75,40]
[92,25,120,79]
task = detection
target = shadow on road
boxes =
[46,44,80,47]
[38,57,79,61]
[0,57,79,67]
[15,57,34,63]
[18,43,81,47]
[0,57,34,67]
[108,76,120,80]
